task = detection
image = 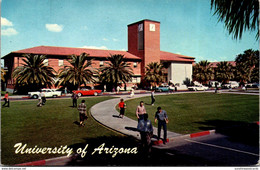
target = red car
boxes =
[73,89,102,96]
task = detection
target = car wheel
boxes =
[77,93,82,97]
[33,95,38,99]
[53,95,57,98]
[159,89,162,92]
[94,92,98,96]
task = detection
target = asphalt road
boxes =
[153,133,259,166]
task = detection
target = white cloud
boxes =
[103,38,109,41]
[1,17,13,26]
[209,59,218,62]
[81,45,108,50]
[113,38,119,42]
[2,28,18,36]
[45,24,63,32]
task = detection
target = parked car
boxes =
[73,89,102,96]
[222,83,231,89]
[188,85,209,91]
[156,86,170,92]
[246,83,259,89]
[209,81,222,88]
[222,81,239,89]
[28,89,62,99]
[252,83,259,88]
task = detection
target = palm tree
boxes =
[235,49,259,83]
[193,60,214,84]
[143,62,164,86]
[1,68,6,82]
[56,53,95,90]
[99,54,133,91]
[12,54,56,92]
[211,0,259,40]
[215,61,234,83]
[250,65,259,83]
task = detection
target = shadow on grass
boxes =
[195,120,259,146]
[73,121,80,126]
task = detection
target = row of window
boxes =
[43,59,138,68]
[43,59,64,66]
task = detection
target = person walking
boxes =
[215,82,218,93]
[78,100,88,127]
[42,91,46,105]
[64,87,67,95]
[2,92,10,107]
[118,98,126,118]
[130,88,135,98]
[117,86,120,94]
[136,101,146,121]
[37,90,43,107]
[151,90,155,106]
[72,92,79,107]
[155,107,169,144]
[137,113,153,156]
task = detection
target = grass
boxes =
[2,93,259,165]
[1,91,14,96]
[1,96,129,165]
[123,93,259,134]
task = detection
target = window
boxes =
[58,59,64,66]
[138,23,144,50]
[136,77,141,83]
[43,59,48,66]
[100,61,104,66]
[133,62,137,68]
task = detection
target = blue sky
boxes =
[1,0,258,64]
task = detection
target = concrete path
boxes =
[90,93,182,141]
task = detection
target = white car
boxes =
[188,85,209,91]
[222,81,239,89]
[28,89,62,99]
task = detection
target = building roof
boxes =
[160,51,195,63]
[3,46,142,60]
[210,61,236,68]
[127,19,160,27]
[3,45,196,63]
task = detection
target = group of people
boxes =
[71,92,88,127]
[136,101,168,143]
[117,95,169,155]
[136,101,169,155]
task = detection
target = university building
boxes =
[3,19,195,92]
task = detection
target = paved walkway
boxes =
[90,93,182,141]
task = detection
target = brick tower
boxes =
[127,19,160,77]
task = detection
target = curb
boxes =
[152,130,216,145]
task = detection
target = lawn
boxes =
[1,96,135,165]
[123,93,259,134]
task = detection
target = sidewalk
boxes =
[90,93,182,142]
